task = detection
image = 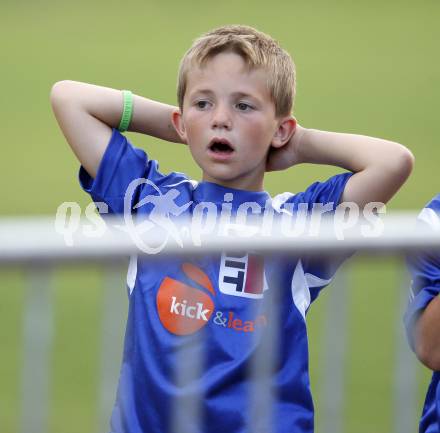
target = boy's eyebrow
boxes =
[190,88,262,102]
[231,91,260,100]
[189,88,214,97]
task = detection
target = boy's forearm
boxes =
[297,128,409,173]
[53,80,182,143]
[130,95,182,142]
[294,127,414,205]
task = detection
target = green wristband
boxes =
[118,90,133,132]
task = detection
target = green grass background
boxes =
[1,0,439,432]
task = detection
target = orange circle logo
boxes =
[156,263,215,335]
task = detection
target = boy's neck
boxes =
[201,174,265,192]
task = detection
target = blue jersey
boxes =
[79,129,352,433]
[405,195,440,433]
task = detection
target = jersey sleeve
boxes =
[299,172,353,293]
[78,128,166,215]
[404,195,440,350]
[295,172,353,210]
[283,173,353,315]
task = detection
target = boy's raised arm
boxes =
[268,125,414,207]
[50,80,183,178]
[301,128,414,206]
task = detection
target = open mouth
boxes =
[209,139,234,154]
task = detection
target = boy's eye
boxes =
[195,100,210,109]
[236,102,252,111]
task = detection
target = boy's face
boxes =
[172,51,294,191]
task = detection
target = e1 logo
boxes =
[219,252,268,299]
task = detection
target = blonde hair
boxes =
[177,25,296,118]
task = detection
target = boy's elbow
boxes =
[399,147,415,176]
[50,80,77,110]
[388,145,415,182]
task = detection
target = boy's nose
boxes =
[211,104,232,130]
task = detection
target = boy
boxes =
[51,25,414,433]
[405,195,440,433]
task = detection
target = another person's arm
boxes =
[415,294,440,370]
[267,124,414,207]
[50,81,183,178]
[405,197,440,370]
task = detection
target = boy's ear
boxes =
[171,109,188,143]
[271,116,297,148]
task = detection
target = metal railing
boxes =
[1,214,432,433]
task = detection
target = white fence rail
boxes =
[1,213,440,263]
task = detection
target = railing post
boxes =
[20,265,53,433]
[98,261,127,433]
[319,269,348,433]
[393,272,418,433]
